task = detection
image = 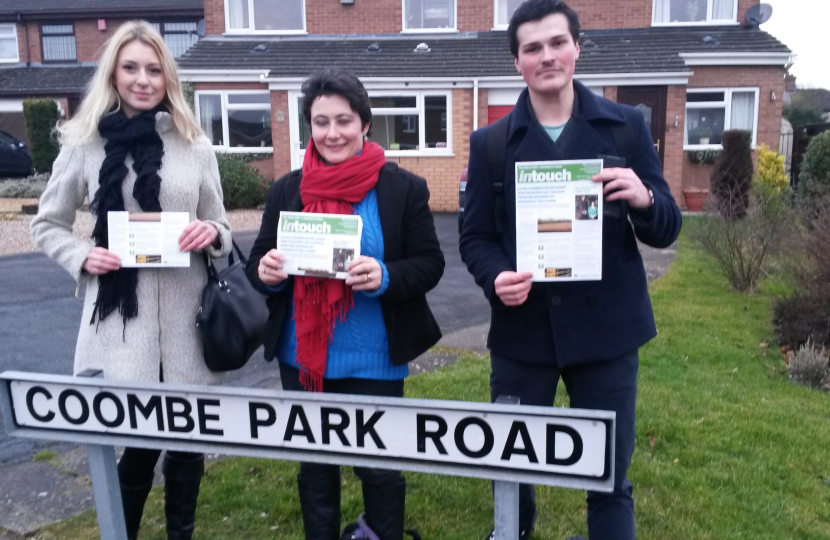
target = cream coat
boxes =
[31,113,232,385]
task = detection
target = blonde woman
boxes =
[31,21,230,540]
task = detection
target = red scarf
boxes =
[294,139,386,391]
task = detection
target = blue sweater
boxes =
[276,189,409,380]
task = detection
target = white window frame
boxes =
[195,90,273,152]
[492,0,520,30]
[652,0,739,26]
[369,91,453,157]
[0,23,18,63]
[684,87,759,150]
[224,0,307,34]
[401,0,457,33]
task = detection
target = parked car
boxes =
[458,166,467,233]
[0,130,34,178]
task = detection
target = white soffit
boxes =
[679,52,794,66]
[179,70,270,83]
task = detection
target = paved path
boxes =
[0,212,676,538]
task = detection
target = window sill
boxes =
[651,21,739,27]
[223,29,307,35]
[384,150,454,158]
[214,147,275,153]
[400,28,458,34]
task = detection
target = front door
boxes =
[616,86,667,165]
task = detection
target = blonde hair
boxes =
[57,21,202,145]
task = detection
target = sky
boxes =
[763,0,829,90]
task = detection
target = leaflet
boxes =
[277,212,362,280]
[515,159,604,281]
[107,211,190,268]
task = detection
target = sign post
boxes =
[0,372,615,540]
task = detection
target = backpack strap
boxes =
[485,114,511,234]
[609,116,636,168]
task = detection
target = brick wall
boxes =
[681,64,786,194]
[204,0,225,35]
[201,0,755,36]
[270,91,292,180]
[22,23,41,63]
[307,0,401,34]
[664,84,686,204]
[74,19,122,62]
[571,0,652,29]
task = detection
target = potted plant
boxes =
[682,188,709,212]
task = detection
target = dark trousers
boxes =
[118,448,203,487]
[490,351,639,540]
[279,362,407,537]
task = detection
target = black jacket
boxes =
[460,82,682,366]
[246,162,444,366]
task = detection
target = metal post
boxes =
[493,394,521,540]
[493,480,519,540]
[79,369,128,540]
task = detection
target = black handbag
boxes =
[196,240,268,372]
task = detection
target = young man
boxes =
[459,1,682,539]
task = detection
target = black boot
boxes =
[297,465,342,540]
[361,475,407,540]
[120,481,152,540]
[162,452,204,540]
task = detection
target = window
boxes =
[685,88,758,149]
[295,92,451,156]
[149,22,200,58]
[494,0,523,28]
[403,0,455,31]
[653,0,736,24]
[41,24,76,62]
[226,0,305,32]
[369,93,450,153]
[196,91,273,151]
[0,24,18,63]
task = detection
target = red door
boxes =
[488,106,513,125]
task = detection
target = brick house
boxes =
[0,0,204,143]
[175,0,792,210]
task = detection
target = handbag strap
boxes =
[204,239,246,282]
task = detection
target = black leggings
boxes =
[118,448,203,488]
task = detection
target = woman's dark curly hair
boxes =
[301,67,372,136]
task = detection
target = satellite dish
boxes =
[197,19,206,37]
[745,4,772,27]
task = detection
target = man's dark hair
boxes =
[301,67,372,136]
[508,0,581,58]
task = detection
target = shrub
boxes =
[788,340,830,389]
[772,208,830,349]
[753,144,788,194]
[215,153,266,210]
[710,130,753,219]
[690,185,794,292]
[0,174,49,198]
[22,99,60,173]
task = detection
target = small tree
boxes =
[22,99,60,173]
[710,130,753,219]
[754,144,788,194]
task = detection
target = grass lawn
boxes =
[34,230,830,539]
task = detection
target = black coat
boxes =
[246,162,444,366]
[460,82,682,366]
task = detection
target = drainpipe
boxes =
[473,78,479,132]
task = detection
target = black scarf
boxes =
[89,106,166,327]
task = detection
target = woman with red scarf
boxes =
[246,68,444,540]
